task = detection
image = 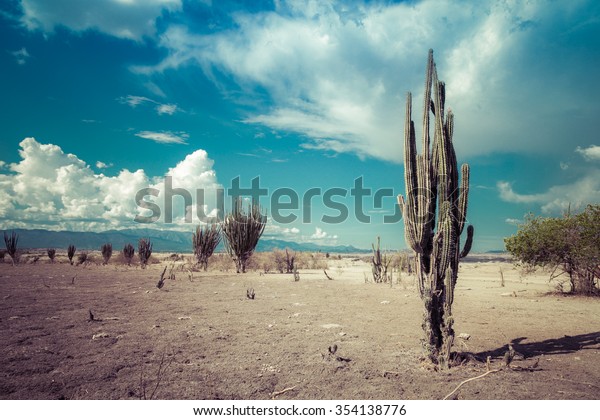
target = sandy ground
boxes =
[0,253,599,400]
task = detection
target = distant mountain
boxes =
[3,228,369,254]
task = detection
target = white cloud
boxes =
[575,145,600,161]
[11,47,30,65]
[134,0,600,162]
[119,95,180,115]
[505,218,522,225]
[309,227,337,244]
[0,161,6,169]
[95,161,112,169]
[497,170,600,214]
[0,137,221,231]
[120,95,152,107]
[311,227,328,240]
[156,103,179,115]
[20,0,182,41]
[135,130,188,144]
[264,224,301,239]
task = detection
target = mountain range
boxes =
[3,228,369,254]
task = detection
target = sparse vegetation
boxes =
[47,248,56,263]
[76,252,88,266]
[273,248,295,273]
[398,50,474,368]
[101,243,113,265]
[221,198,266,273]
[371,236,392,283]
[192,223,221,271]
[138,238,153,268]
[123,243,135,266]
[67,244,76,265]
[0,249,5,262]
[3,231,19,266]
[505,204,599,295]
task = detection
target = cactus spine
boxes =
[397,50,474,369]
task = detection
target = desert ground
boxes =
[0,252,599,400]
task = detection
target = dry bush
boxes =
[295,252,328,270]
[207,253,236,272]
[47,248,56,263]
[76,252,88,266]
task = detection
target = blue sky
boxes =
[0,0,599,251]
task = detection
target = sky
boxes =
[0,0,599,252]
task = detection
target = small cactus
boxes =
[67,244,76,265]
[123,243,135,266]
[101,243,112,265]
[3,231,19,266]
[138,238,152,268]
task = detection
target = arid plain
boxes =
[1,252,599,400]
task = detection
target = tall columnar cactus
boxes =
[397,50,474,369]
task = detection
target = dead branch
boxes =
[442,369,502,400]
[271,386,296,399]
[323,270,333,280]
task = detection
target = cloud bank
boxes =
[20,0,182,41]
[0,138,219,231]
[134,0,600,162]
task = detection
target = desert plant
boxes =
[505,205,599,295]
[221,198,266,273]
[138,238,153,267]
[101,243,113,265]
[123,243,135,265]
[3,231,19,266]
[76,252,88,266]
[47,248,56,263]
[192,223,221,271]
[273,248,295,273]
[67,244,76,265]
[398,50,474,369]
[371,236,392,283]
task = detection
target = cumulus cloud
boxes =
[131,0,600,162]
[497,170,600,214]
[0,137,221,231]
[309,226,338,244]
[135,130,188,144]
[264,224,301,240]
[576,145,600,161]
[20,0,182,41]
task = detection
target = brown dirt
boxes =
[0,255,599,400]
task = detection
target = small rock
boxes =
[92,332,110,340]
[380,300,390,304]
[178,316,191,320]
[458,333,471,340]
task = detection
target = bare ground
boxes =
[0,255,599,400]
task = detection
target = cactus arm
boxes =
[459,225,474,259]
[457,164,470,235]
